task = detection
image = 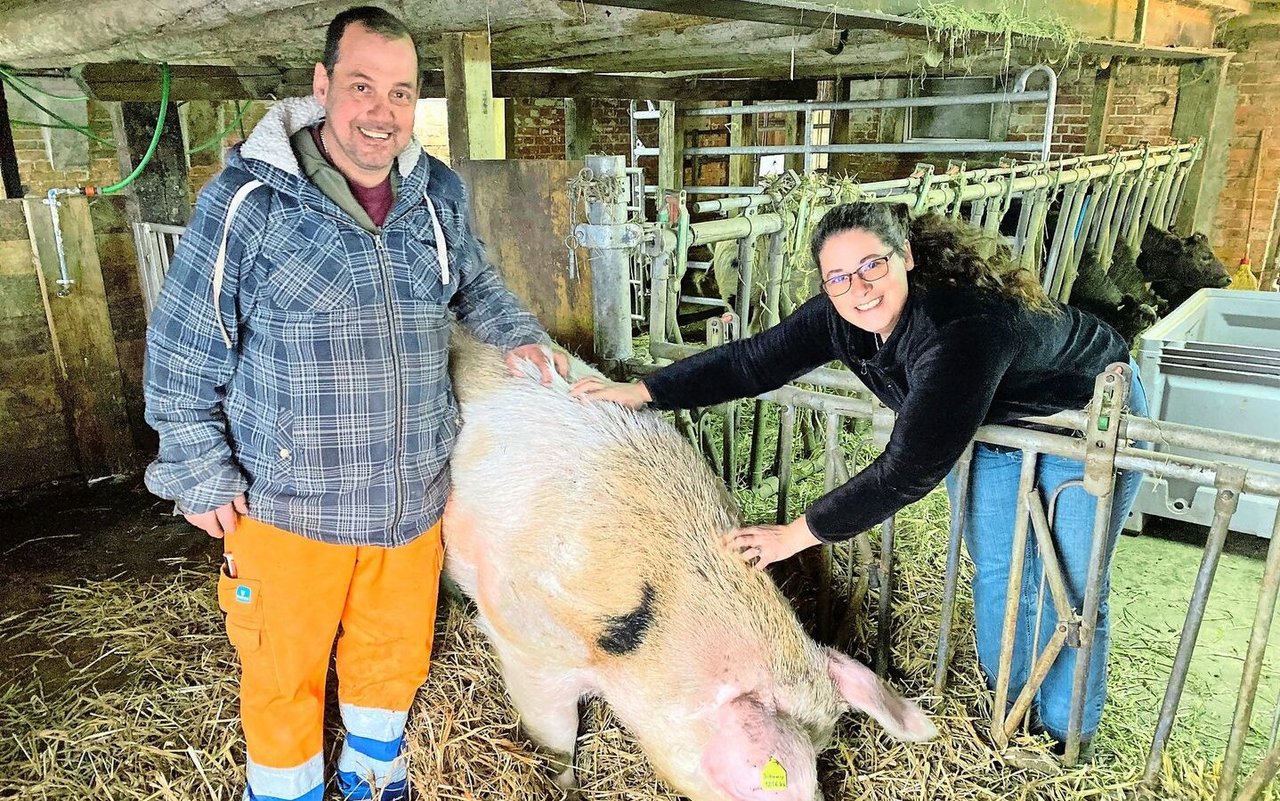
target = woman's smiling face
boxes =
[818,228,914,338]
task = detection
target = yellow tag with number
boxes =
[761,756,788,791]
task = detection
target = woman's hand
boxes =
[722,516,822,570]
[569,376,653,409]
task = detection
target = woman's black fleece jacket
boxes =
[642,283,1129,542]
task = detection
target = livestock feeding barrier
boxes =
[571,139,1280,800]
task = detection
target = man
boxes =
[144,7,565,800]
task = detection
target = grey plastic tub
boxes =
[1131,288,1280,538]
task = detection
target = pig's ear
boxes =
[700,693,817,801]
[826,650,938,742]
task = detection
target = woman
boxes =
[570,201,1148,754]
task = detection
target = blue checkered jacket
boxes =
[144,97,546,546]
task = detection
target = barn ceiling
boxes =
[0,0,1241,100]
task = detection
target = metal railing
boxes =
[572,141,1280,799]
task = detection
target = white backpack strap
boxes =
[423,191,450,287]
[212,179,265,348]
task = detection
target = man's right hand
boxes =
[185,494,249,539]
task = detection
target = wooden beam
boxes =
[658,100,683,194]
[827,79,852,176]
[108,100,191,226]
[565,97,594,161]
[577,0,927,35]
[79,62,823,102]
[1085,66,1113,156]
[22,196,135,479]
[442,32,500,162]
[575,0,1231,61]
[728,101,757,189]
[0,82,22,198]
[783,112,803,174]
[1172,57,1235,235]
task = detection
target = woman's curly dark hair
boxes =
[810,202,1059,314]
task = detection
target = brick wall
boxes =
[1047,68,1096,157]
[509,98,567,160]
[9,100,120,197]
[1212,21,1280,281]
[1101,61,1180,150]
[508,97,635,161]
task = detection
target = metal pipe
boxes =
[43,187,83,297]
[1013,65,1058,162]
[935,443,974,695]
[991,451,1039,748]
[1236,742,1280,801]
[876,516,896,677]
[640,141,1046,158]
[775,405,797,525]
[1142,465,1247,784]
[678,90,1052,118]
[1026,410,1280,465]
[1214,504,1280,799]
[1064,455,1120,764]
[647,248,670,346]
[583,155,635,366]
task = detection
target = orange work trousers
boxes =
[216,517,442,779]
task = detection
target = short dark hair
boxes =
[322,6,415,76]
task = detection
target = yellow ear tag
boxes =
[761,756,788,791]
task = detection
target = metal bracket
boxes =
[573,222,644,250]
[1083,362,1132,497]
[910,163,936,216]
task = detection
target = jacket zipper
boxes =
[373,231,405,536]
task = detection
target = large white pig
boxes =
[443,334,937,801]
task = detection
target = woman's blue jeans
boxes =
[944,365,1148,743]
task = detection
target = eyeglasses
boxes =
[821,253,894,298]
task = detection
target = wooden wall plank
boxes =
[457,160,595,359]
[22,196,135,478]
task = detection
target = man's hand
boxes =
[569,376,653,409]
[721,515,822,570]
[507,344,570,385]
[185,494,249,539]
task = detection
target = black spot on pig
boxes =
[597,582,656,655]
[1139,224,1230,311]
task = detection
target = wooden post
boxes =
[783,111,803,173]
[728,100,757,190]
[0,83,22,199]
[565,97,594,161]
[1085,65,1114,156]
[442,31,501,162]
[1172,57,1235,235]
[502,97,519,159]
[828,79,852,176]
[109,99,191,226]
[23,196,135,477]
[658,100,683,194]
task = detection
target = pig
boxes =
[443,333,938,801]
[1137,224,1230,311]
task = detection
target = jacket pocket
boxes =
[217,572,264,654]
[261,219,358,313]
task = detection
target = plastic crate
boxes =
[1130,288,1280,538]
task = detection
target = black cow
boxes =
[1069,243,1159,347]
[1137,224,1231,311]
